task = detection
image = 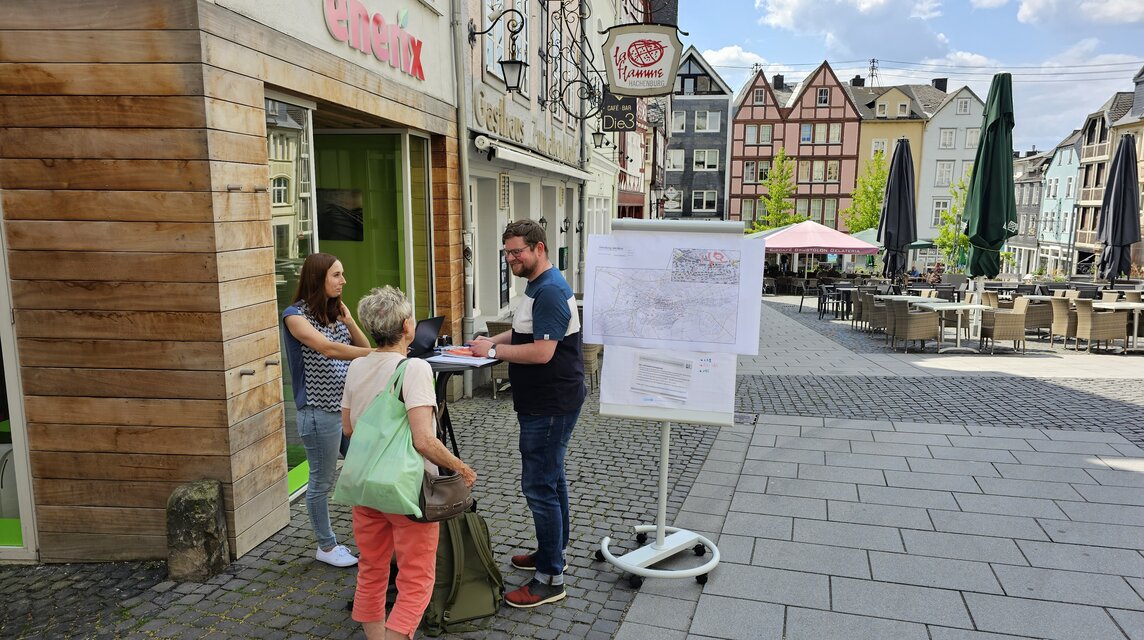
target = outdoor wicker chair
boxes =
[581,343,602,390]
[1063,289,1080,300]
[851,293,864,330]
[863,293,887,334]
[980,297,1029,354]
[889,300,940,353]
[1023,301,1053,339]
[1048,297,1077,349]
[1125,291,1142,303]
[1101,291,1121,302]
[1074,299,1128,354]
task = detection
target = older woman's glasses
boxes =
[503,245,533,258]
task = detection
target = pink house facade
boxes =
[730,62,861,228]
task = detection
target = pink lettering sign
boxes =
[323,0,426,81]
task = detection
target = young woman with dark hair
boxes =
[282,252,373,567]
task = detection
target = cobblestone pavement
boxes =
[5,295,1144,639]
[0,392,717,640]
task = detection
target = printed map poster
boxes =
[584,230,764,355]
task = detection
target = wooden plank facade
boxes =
[0,0,463,562]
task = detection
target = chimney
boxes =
[850,75,865,87]
[931,78,948,92]
[772,74,784,90]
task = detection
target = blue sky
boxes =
[678,0,1144,152]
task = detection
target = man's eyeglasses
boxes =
[503,245,533,258]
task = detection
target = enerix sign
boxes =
[323,0,426,81]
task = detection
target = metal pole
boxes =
[656,421,670,548]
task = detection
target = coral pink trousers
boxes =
[351,506,440,637]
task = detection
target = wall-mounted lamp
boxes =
[538,216,548,230]
[592,129,609,149]
[468,9,528,93]
[560,219,571,233]
[576,217,584,233]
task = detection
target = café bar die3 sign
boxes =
[602,24,683,97]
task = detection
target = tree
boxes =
[749,148,804,233]
[840,150,888,233]
[934,174,970,273]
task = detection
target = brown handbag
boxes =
[408,405,473,523]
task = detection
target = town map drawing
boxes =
[584,230,763,355]
[592,248,741,344]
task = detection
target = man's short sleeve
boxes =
[529,283,572,341]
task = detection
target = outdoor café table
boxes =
[1093,301,1144,351]
[874,294,933,304]
[912,301,992,353]
[1020,294,1056,302]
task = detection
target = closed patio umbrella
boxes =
[1096,133,1141,284]
[964,73,1017,280]
[878,138,918,281]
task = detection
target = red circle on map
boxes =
[626,40,665,67]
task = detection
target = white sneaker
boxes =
[316,544,358,567]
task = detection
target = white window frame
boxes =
[813,123,827,144]
[695,110,720,132]
[872,139,887,158]
[898,102,908,116]
[800,123,812,143]
[812,160,825,183]
[823,199,837,228]
[671,110,685,133]
[759,124,773,144]
[742,198,755,220]
[956,98,970,115]
[666,149,684,171]
[931,198,950,226]
[271,175,290,204]
[1065,176,1074,198]
[939,129,956,149]
[744,161,756,183]
[935,160,954,187]
[758,160,771,182]
[826,160,839,183]
[828,123,841,144]
[876,103,887,117]
[745,124,758,145]
[817,88,829,106]
[809,198,823,223]
[797,160,811,182]
[693,149,718,171]
[691,190,717,212]
[965,128,980,149]
[796,199,808,216]
[753,88,766,105]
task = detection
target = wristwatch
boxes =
[487,346,497,359]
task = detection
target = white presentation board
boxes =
[586,220,765,427]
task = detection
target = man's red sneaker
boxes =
[510,551,568,571]
[504,579,566,609]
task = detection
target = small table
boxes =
[428,358,496,451]
[1093,301,1144,351]
[912,301,992,353]
[1019,294,1057,302]
[875,294,933,303]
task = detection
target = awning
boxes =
[482,140,591,182]
[618,190,645,207]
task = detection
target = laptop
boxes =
[408,316,445,358]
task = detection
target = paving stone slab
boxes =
[831,576,973,628]
[1087,468,1144,488]
[991,564,1144,610]
[1011,450,1115,469]
[746,446,825,465]
[751,538,870,578]
[766,477,858,502]
[964,593,1127,640]
[928,510,1049,541]
[687,594,784,640]
[907,458,1001,477]
[947,436,1035,451]
[730,493,827,520]
[1041,429,1131,443]
[740,460,798,478]
[800,426,874,441]
[868,550,1002,593]
[1027,439,1124,455]
[953,493,1068,519]
[720,512,792,540]
[1016,540,1144,576]
[775,435,853,452]
[1073,483,1144,506]
[873,431,954,446]
[927,628,1046,640]
[702,564,830,609]
[930,445,1020,463]
[1036,519,1144,550]
[825,452,911,471]
[993,462,1097,484]
[797,463,886,486]
[793,519,904,553]
[884,469,982,493]
[901,530,1027,564]
[827,500,933,530]
[1109,608,1144,640]
[859,485,960,510]
[1056,501,1144,527]
[893,422,971,436]
[784,607,929,640]
[620,594,697,631]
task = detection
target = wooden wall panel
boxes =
[0,128,210,159]
[21,368,225,399]
[15,310,224,341]
[6,221,216,252]
[219,275,276,312]
[11,281,225,312]
[0,159,214,191]
[27,424,230,456]
[1,190,216,222]
[234,498,290,557]
[216,247,275,282]
[0,96,210,128]
[229,405,284,454]
[33,478,195,508]
[233,477,287,538]
[220,301,277,341]
[221,327,280,371]
[17,338,224,371]
[226,381,282,427]
[29,452,230,482]
[215,221,271,252]
[36,506,166,535]
[0,0,199,30]
[0,31,202,64]
[232,455,287,506]
[0,63,206,96]
[24,397,228,428]
[205,97,266,137]
[5,250,219,282]
[38,533,167,563]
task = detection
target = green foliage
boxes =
[748,148,806,233]
[935,175,970,273]
[840,150,888,233]
[999,250,1016,272]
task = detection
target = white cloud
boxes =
[1017,0,1144,23]
[754,0,948,59]
[701,46,785,93]
[971,0,1008,7]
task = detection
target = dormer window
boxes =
[898,103,908,116]
[876,103,887,117]
[817,88,829,106]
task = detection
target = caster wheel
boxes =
[594,549,605,562]
[693,543,706,557]
[695,574,708,585]
[635,532,648,544]
[628,574,644,589]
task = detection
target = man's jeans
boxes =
[298,404,343,551]
[518,408,581,578]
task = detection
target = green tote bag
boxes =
[332,360,424,517]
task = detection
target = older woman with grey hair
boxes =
[340,286,476,640]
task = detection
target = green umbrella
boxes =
[964,73,1017,278]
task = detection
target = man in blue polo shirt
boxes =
[470,219,585,609]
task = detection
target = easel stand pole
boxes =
[597,421,720,585]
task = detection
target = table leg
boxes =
[938,311,979,354]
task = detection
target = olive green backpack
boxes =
[421,510,504,636]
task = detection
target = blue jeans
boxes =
[298,405,343,551]
[518,408,580,577]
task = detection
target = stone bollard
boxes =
[167,479,230,582]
